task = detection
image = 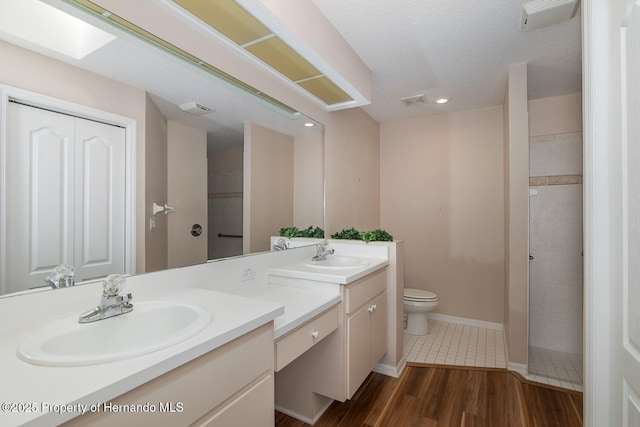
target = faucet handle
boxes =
[103,274,126,297]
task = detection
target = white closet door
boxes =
[74,116,126,281]
[5,102,125,292]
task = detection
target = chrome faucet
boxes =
[79,274,133,323]
[312,244,334,261]
[44,264,75,289]
[272,238,288,251]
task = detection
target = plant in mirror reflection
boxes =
[279,226,324,238]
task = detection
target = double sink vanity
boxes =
[0,241,402,426]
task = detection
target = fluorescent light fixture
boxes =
[0,0,115,60]
[172,0,354,107]
[435,97,449,104]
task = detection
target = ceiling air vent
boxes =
[179,101,214,116]
[520,0,580,31]
[401,94,427,107]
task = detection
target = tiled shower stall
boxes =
[528,131,584,388]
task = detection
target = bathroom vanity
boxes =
[0,243,399,426]
[61,324,275,427]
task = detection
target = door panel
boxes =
[370,292,388,368]
[75,118,126,280]
[346,305,371,399]
[6,103,75,293]
[621,1,640,424]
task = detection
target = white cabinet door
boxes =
[346,303,371,399]
[369,292,388,368]
[5,102,125,292]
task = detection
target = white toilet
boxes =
[404,288,439,335]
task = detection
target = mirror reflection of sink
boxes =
[304,256,370,269]
[17,302,212,366]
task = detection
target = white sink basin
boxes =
[304,256,370,269]
[17,302,212,366]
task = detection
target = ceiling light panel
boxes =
[298,76,352,105]
[169,0,354,107]
[245,36,321,82]
[173,0,271,45]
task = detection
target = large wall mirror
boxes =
[0,0,324,296]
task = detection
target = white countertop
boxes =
[239,283,342,339]
[268,257,389,284]
[0,288,283,427]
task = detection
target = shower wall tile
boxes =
[530,132,583,177]
[529,132,583,355]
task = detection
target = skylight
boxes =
[0,0,115,60]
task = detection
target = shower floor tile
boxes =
[527,345,583,392]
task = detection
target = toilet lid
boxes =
[404,288,438,301]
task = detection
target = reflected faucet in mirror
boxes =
[79,274,133,323]
[272,238,289,251]
[44,264,76,289]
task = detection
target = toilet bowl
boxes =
[404,288,439,335]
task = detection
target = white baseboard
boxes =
[373,359,405,378]
[275,398,333,425]
[508,362,528,377]
[275,406,313,425]
[428,313,504,331]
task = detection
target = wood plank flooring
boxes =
[275,364,583,427]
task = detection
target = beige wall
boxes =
[380,107,505,323]
[167,121,208,268]
[529,93,583,136]
[503,63,530,366]
[244,123,294,253]
[0,40,148,273]
[325,108,380,234]
[144,95,168,272]
[293,132,324,229]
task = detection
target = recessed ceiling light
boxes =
[0,0,116,60]
[304,122,315,127]
[435,97,449,104]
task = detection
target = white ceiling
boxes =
[312,0,582,122]
[2,0,581,133]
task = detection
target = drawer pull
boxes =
[311,330,320,339]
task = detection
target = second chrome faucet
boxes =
[312,244,334,261]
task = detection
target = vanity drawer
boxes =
[344,269,387,315]
[275,305,340,371]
